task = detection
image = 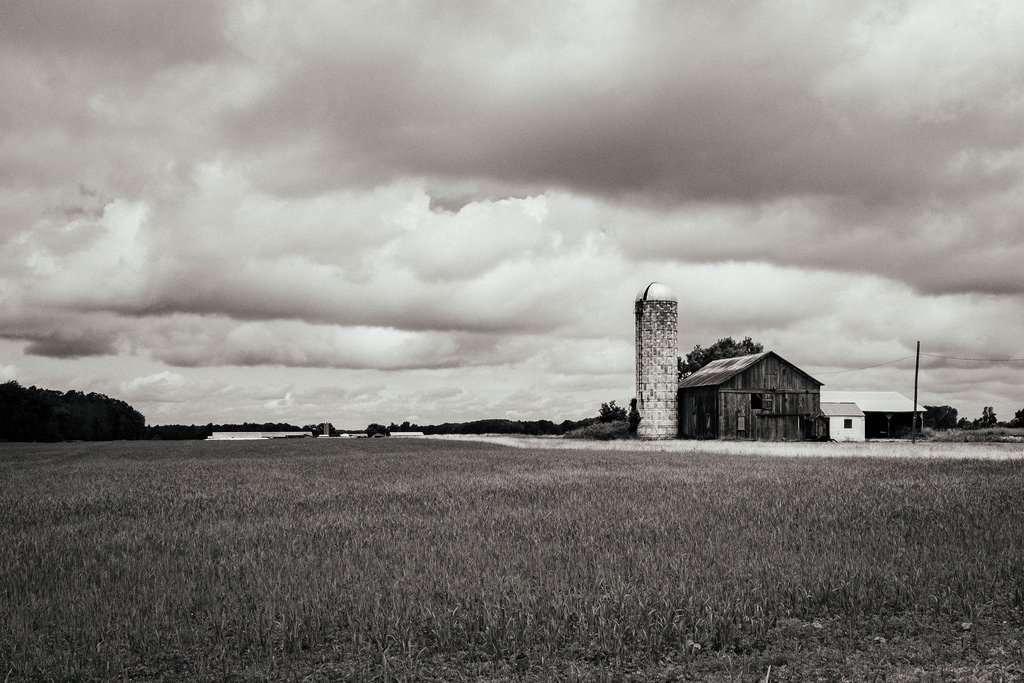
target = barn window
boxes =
[750,393,762,409]
[844,418,853,429]
[762,393,774,411]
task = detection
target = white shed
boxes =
[820,402,866,441]
[820,391,926,439]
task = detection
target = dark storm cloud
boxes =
[614,194,1024,296]
[116,269,570,335]
[0,0,232,202]
[0,308,123,359]
[3,0,1024,424]
[226,2,1024,211]
[17,330,116,359]
[135,315,536,372]
[0,0,228,68]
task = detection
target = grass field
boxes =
[1,438,1023,682]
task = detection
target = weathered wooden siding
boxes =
[678,353,820,441]
[678,386,719,439]
[721,354,815,393]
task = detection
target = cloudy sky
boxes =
[2,1,1023,428]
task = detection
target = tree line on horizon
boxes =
[0,381,330,442]
[363,416,603,438]
[0,380,146,442]
[0,376,608,441]
[4,343,1023,442]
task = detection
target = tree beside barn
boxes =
[678,336,764,380]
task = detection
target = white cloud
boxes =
[264,391,294,412]
[0,364,16,382]
[389,195,551,282]
[2,1,1023,426]
[825,2,1024,121]
[120,371,188,403]
[18,199,150,309]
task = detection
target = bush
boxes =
[563,420,631,440]
[927,427,1024,443]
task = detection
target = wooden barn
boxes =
[677,351,822,440]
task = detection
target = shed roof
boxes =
[677,351,822,389]
[820,391,925,413]
[820,402,865,418]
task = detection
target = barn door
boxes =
[755,415,788,441]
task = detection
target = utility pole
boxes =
[912,341,920,443]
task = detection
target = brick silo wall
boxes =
[635,299,678,439]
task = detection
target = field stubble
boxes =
[1,438,1022,681]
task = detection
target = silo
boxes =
[635,282,678,439]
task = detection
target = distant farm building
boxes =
[820,391,925,439]
[818,402,866,442]
[677,351,823,440]
[633,283,921,442]
[207,431,312,440]
[389,431,425,437]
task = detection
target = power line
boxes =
[811,356,914,375]
[810,351,1024,376]
[920,353,1024,362]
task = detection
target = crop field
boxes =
[2,439,1023,682]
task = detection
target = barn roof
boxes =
[678,352,768,388]
[819,402,865,417]
[820,391,925,413]
[207,431,312,440]
[677,351,823,389]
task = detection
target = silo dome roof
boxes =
[635,282,676,302]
